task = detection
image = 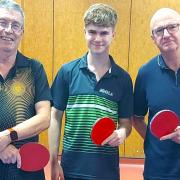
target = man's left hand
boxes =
[0,144,21,167]
[101,128,126,147]
[160,126,180,144]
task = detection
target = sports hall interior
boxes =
[15,0,179,179]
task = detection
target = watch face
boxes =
[10,130,18,141]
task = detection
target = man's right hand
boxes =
[0,144,21,167]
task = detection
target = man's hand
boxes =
[0,144,21,168]
[51,161,64,180]
[160,126,180,144]
[101,128,126,146]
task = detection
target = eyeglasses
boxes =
[152,23,180,37]
[0,20,23,34]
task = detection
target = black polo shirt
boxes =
[0,51,51,148]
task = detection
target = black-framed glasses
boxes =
[0,20,23,34]
[152,23,180,37]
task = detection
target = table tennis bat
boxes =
[19,142,50,172]
[90,117,116,146]
[150,110,179,139]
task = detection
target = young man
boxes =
[133,8,180,180]
[0,0,51,179]
[49,3,133,180]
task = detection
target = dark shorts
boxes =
[0,162,45,180]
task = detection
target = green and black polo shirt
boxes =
[51,53,133,180]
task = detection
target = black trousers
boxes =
[0,161,45,180]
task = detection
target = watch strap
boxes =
[0,129,10,137]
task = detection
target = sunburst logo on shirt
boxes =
[11,82,26,96]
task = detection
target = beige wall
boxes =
[16,0,180,158]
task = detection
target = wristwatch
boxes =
[8,128,18,142]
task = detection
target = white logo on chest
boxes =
[99,88,113,96]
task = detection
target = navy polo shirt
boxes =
[51,54,133,180]
[134,54,180,179]
[0,51,51,148]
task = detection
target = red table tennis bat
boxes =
[19,142,50,172]
[91,117,116,146]
[150,110,179,139]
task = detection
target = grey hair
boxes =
[150,8,180,34]
[83,3,118,28]
[0,0,24,25]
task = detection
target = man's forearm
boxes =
[133,116,147,139]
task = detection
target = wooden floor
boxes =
[45,158,144,180]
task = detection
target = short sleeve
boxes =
[118,73,133,118]
[33,62,52,103]
[51,66,69,111]
[134,68,148,117]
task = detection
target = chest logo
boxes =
[11,82,26,96]
[99,88,113,96]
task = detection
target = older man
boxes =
[0,0,51,180]
[133,8,180,180]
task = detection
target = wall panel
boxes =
[21,0,53,83]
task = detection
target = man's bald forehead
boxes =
[150,8,180,31]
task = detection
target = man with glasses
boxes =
[133,8,180,180]
[0,0,51,180]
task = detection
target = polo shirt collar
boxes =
[109,56,120,77]
[15,51,30,68]
[79,53,88,69]
[80,53,119,77]
[0,52,29,81]
[157,54,170,70]
[11,52,30,78]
